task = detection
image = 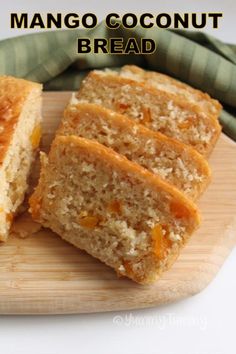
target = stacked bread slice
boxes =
[0,76,42,241]
[76,67,222,156]
[30,66,222,284]
[58,102,211,200]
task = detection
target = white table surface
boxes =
[0,1,236,354]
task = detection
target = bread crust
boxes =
[0,76,42,166]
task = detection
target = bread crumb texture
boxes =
[120,65,222,117]
[59,102,211,200]
[76,69,221,156]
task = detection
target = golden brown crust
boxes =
[29,153,46,221]
[121,65,222,117]
[0,76,42,166]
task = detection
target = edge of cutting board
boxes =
[0,92,235,315]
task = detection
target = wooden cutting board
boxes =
[0,92,236,315]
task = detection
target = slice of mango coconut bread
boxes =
[29,135,200,284]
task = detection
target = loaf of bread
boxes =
[76,69,222,156]
[29,135,200,284]
[0,76,42,241]
[58,102,211,200]
[120,65,222,118]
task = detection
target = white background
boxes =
[0,1,236,354]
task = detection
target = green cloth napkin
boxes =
[0,22,236,141]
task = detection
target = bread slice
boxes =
[29,135,200,284]
[120,65,222,118]
[58,102,211,200]
[76,70,222,156]
[0,76,42,241]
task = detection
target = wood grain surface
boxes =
[0,92,235,315]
